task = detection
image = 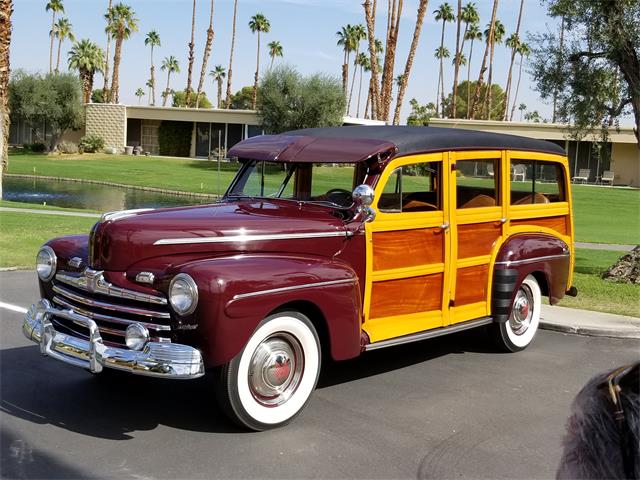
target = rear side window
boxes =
[456,159,500,209]
[378,162,441,213]
[510,160,566,205]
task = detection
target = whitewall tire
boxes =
[491,275,542,352]
[216,311,321,431]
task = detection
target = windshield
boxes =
[226,160,362,208]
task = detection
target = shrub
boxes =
[58,141,79,154]
[158,121,192,157]
[79,134,105,153]
[29,142,47,153]
[172,90,213,109]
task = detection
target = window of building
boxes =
[456,159,500,209]
[510,160,565,204]
[378,162,441,213]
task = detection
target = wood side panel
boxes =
[457,222,501,259]
[372,228,443,271]
[511,216,567,235]
[455,265,489,306]
[370,273,443,318]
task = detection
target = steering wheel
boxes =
[323,188,353,206]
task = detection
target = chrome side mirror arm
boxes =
[352,184,376,227]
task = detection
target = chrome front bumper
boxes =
[23,299,205,379]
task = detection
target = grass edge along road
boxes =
[1,202,637,317]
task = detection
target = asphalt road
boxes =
[1,271,638,479]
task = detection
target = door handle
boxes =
[439,222,450,231]
[499,217,508,224]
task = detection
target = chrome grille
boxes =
[50,270,171,346]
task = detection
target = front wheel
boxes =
[490,275,542,352]
[215,311,321,431]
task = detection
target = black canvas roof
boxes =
[286,125,566,156]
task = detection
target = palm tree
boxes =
[1,0,13,186]
[135,87,145,104]
[434,3,455,118]
[509,42,530,121]
[518,102,526,121]
[102,0,113,101]
[46,0,64,74]
[67,39,104,103]
[482,19,505,118]
[249,13,270,109]
[469,0,498,119]
[464,22,481,118]
[346,24,366,115]
[161,55,179,107]
[106,3,138,104]
[224,0,238,109]
[210,65,226,108]
[452,2,479,117]
[268,40,283,70]
[144,30,160,106]
[502,0,525,120]
[52,17,74,74]
[185,0,197,106]
[336,25,356,100]
[145,78,153,103]
[393,0,429,125]
[195,0,215,108]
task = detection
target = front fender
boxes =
[178,254,362,367]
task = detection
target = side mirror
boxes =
[352,184,376,223]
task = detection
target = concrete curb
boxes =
[540,321,640,339]
[539,305,640,339]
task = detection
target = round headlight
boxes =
[169,274,198,315]
[125,323,150,351]
[36,246,57,282]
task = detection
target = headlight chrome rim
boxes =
[36,246,57,282]
[125,323,150,351]
[169,273,199,316]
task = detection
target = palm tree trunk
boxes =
[87,71,94,104]
[102,0,113,102]
[466,38,474,119]
[364,84,371,119]
[195,0,215,109]
[451,0,462,117]
[502,0,524,120]
[483,40,495,119]
[150,46,156,106]
[252,31,261,109]
[0,0,13,197]
[217,77,222,108]
[552,15,564,123]
[110,35,122,104]
[380,0,403,121]
[80,70,91,103]
[357,65,364,117]
[436,20,445,117]
[342,50,348,99]
[185,0,197,106]
[470,0,498,119]
[392,0,428,125]
[163,70,171,107]
[347,46,360,115]
[509,54,524,121]
[49,10,56,74]
[55,36,63,75]
[224,0,238,108]
[363,0,381,120]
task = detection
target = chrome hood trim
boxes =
[153,230,353,246]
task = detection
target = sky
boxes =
[11,0,563,123]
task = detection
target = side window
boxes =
[510,160,566,205]
[378,162,441,213]
[456,159,500,209]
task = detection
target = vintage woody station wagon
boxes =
[23,126,576,430]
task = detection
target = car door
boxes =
[362,153,452,343]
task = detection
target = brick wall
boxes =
[85,103,126,152]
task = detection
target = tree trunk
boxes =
[102,0,113,102]
[363,0,381,120]
[110,35,123,103]
[502,0,524,120]
[252,31,261,109]
[483,39,496,119]
[393,0,428,125]
[81,69,91,103]
[49,10,56,74]
[347,46,360,115]
[0,0,12,198]
[466,38,474,119]
[224,0,238,109]
[217,77,222,108]
[380,0,403,122]
[185,0,197,106]
[150,46,156,106]
[509,53,523,121]
[435,19,445,117]
[451,0,462,118]
[357,65,364,117]
[163,70,171,107]
[364,84,371,119]
[469,0,498,119]
[55,36,62,75]
[195,0,215,109]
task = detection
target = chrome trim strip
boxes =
[56,270,167,305]
[494,253,570,267]
[232,278,356,301]
[153,230,352,246]
[52,296,171,331]
[52,284,170,319]
[364,317,493,351]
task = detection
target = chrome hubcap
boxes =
[509,285,534,336]
[248,333,304,407]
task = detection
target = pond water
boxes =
[2,177,215,211]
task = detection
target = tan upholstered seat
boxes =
[460,194,496,209]
[513,192,549,205]
[403,200,437,212]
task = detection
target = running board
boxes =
[364,317,493,351]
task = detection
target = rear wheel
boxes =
[490,275,542,352]
[216,311,321,431]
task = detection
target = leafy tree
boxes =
[228,86,254,110]
[172,89,212,109]
[256,65,345,133]
[91,88,107,103]
[442,80,505,120]
[9,71,83,151]
[406,98,436,125]
[529,0,639,144]
[524,110,542,123]
[249,13,270,109]
[67,39,104,104]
